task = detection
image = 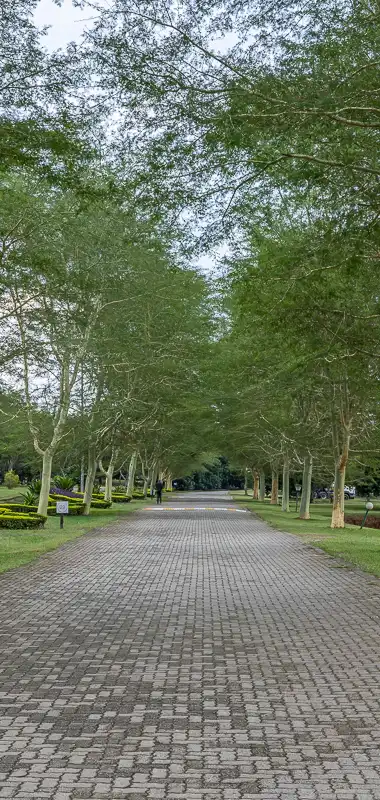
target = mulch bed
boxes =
[345,514,380,529]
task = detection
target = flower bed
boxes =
[49,491,111,510]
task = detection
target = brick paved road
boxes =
[1,492,380,799]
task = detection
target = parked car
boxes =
[313,485,356,500]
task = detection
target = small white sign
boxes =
[56,500,69,515]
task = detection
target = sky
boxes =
[34,0,89,50]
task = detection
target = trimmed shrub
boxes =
[0,503,40,514]
[111,494,132,503]
[0,513,46,529]
[46,503,85,516]
[50,487,82,500]
[4,470,20,489]
[90,499,112,509]
[50,491,111,510]
[49,492,83,504]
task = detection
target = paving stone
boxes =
[1,491,380,798]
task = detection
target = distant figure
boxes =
[155,478,164,505]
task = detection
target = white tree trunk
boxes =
[281,457,290,512]
[270,469,279,505]
[244,470,248,496]
[127,450,137,497]
[331,460,347,528]
[331,417,350,529]
[84,446,97,516]
[150,462,157,496]
[166,473,172,491]
[104,467,113,503]
[259,468,266,502]
[253,470,259,500]
[80,455,85,493]
[37,451,53,516]
[299,453,312,520]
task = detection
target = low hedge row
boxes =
[0,512,46,529]
[47,503,86,516]
[94,492,132,503]
[49,493,111,510]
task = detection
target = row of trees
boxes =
[81,0,379,527]
[0,1,217,516]
[1,0,379,528]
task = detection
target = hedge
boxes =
[110,494,132,503]
[0,503,40,514]
[49,492,111,510]
[90,499,112,509]
[46,503,86,516]
[0,513,46,530]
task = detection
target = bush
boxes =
[4,470,20,489]
[21,489,38,506]
[49,492,82,504]
[111,494,132,503]
[50,487,82,500]
[49,491,111,510]
[29,478,42,495]
[53,475,76,491]
[46,503,85,516]
[0,503,40,514]
[90,499,112,509]
[0,512,46,529]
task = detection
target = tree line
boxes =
[1,0,379,527]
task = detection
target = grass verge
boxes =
[0,498,152,575]
[231,491,380,577]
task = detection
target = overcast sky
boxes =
[34,0,89,50]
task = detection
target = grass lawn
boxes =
[0,486,27,501]
[0,498,153,575]
[231,491,380,577]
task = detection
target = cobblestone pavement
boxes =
[2,492,380,799]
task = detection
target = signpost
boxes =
[56,500,69,528]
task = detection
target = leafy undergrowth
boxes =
[0,498,152,574]
[231,492,380,577]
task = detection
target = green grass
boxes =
[231,491,380,577]
[0,498,152,574]
[0,486,26,501]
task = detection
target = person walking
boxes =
[155,477,164,505]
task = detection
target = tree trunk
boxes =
[259,468,266,502]
[166,473,172,491]
[37,451,53,516]
[331,410,351,529]
[244,470,248,496]
[150,462,157,496]
[281,457,290,512]
[80,455,85,493]
[143,476,149,498]
[127,450,137,497]
[253,470,260,500]
[299,453,313,520]
[270,469,279,505]
[104,467,113,502]
[84,446,97,516]
[331,453,349,528]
